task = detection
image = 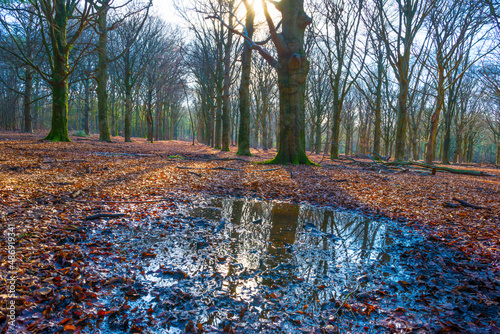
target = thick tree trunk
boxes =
[268,53,312,164]
[237,3,254,156]
[97,6,111,142]
[45,5,70,142]
[45,69,70,142]
[263,0,313,165]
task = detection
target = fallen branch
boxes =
[386,161,496,177]
[188,171,202,177]
[207,157,249,162]
[211,167,243,171]
[176,166,205,170]
[452,198,491,210]
[84,213,127,221]
[373,152,390,162]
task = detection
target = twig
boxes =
[207,157,249,162]
[332,284,360,317]
[452,198,491,210]
[211,167,243,171]
[188,171,202,177]
[176,166,205,170]
[85,213,127,221]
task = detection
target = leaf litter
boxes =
[0,133,499,333]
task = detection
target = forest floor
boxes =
[0,132,499,333]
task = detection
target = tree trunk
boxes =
[214,98,222,148]
[96,5,111,142]
[425,69,445,164]
[221,13,233,152]
[268,55,311,164]
[262,103,269,151]
[441,104,452,164]
[345,124,351,156]
[266,0,313,165]
[146,87,154,143]
[45,66,70,142]
[23,69,33,133]
[373,58,383,156]
[124,54,133,142]
[330,94,341,159]
[314,108,322,154]
[496,142,500,165]
[442,83,457,165]
[394,77,409,161]
[44,4,70,142]
[155,90,161,141]
[467,138,473,162]
[237,5,254,156]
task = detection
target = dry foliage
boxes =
[0,132,499,332]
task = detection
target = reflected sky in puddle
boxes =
[87,197,423,333]
[139,198,397,312]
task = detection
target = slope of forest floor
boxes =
[0,132,499,333]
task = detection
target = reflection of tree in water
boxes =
[207,199,392,306]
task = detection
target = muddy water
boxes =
[90,197,419,333]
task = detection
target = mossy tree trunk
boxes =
[44,0,71,142]
[264,0,314,165]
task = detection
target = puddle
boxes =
[86,197,422,333]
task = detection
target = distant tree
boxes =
[313,0,367,159]
[0,0,97,141]
[374,0,436,161]
[424,0,490,164]
[93,0,151,142]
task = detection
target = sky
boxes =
[150,0,183,25]
[150,0,281,29]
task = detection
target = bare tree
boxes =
[374,0,436,161]
[424,0,491,164]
